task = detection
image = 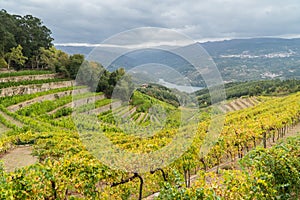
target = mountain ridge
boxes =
[56,37,300,86]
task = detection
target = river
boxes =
[158,79,203,93]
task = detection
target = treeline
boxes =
[0,9,84,79]
[0,10,134,98]
[0,9,51,69]
[196,79,300,106]
[137,83,180,107]
[76,61,134,99]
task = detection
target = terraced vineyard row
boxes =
[0,72,77,133]
[0,73,60,83]
[217,96,261,113]
[0,70,53,78]
[0,71,299,199]
[0,71,75,98]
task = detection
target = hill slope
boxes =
[56,37,300,86]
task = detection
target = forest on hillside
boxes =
[0,9,88,81]
[0,9,135,99]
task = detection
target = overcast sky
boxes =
[1,0,300,45]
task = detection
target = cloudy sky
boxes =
[1,0,300,45]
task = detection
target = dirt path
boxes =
[265,122,300,148]
[122,107,137,118]
[217,97,260,113]
[201,123,300,175]
[8,88,89,112]
[0,110,23,127]
[143,122,300,200]
[84,101,122,115]
[228,101,241,111]
[136,112,146,123]
[0,123,10,134]
[47,94,105,115]
[0,146,38,172]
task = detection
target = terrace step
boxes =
[0,81,75,97]
[0,73,60,83]
[8,88,89,112]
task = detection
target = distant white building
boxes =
[141,84,148,88]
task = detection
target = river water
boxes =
[158,79,203,93]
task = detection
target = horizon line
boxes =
[54,35,300,47]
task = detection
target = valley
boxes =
[0,70,299,199]
[0,9,299,199]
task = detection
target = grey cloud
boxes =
[1,0,300,43]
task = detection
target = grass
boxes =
[0,70,53,78]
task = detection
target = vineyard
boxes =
[0,70,299,199]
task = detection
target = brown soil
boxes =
[0,145,38,172]
[0,123,10,134]
[0,110,23,127]
[143,122,300,200]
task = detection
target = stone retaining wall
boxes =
[0,74,59,83]
[0,81,74,97]
[7,88,89,112]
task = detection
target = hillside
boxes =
[1,6,299,200]
[56,37,300,86]
[202,38,300,83]
[196,79,300,107]
[0,70,299,199]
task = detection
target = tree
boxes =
[35,46,70,72]
[0,10,53,68]
[76,61,105,90]
[0,57,8,68]
[53,48,69,73]
[97,70,111,94]
[67,54,85,79]
[113,73,135,101]
[0,9,17,56]
[14,14,53,59]
[5,45,27,69]
[96,68,128,98]
[38,47,55,70]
